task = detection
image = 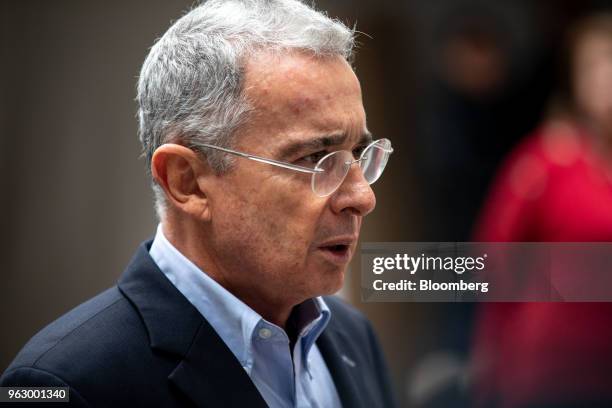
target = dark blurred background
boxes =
[2,1,612,407]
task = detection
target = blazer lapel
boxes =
[118,241,267,408]
[317,326,364,408]
[168,319,268,408]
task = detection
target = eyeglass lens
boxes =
[312,139,391,197]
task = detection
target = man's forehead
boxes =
[239,50,366,155]
[243,50,360,107]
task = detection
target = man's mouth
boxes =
[322,244,349,254]
[317,238,356,264]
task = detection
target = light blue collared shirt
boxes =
[149,225,342,408]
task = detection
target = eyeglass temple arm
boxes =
[197,143,323,174]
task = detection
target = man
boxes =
[1,0,395,406]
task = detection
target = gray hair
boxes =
[137,0,356,219]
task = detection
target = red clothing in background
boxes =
[472,122,612,407]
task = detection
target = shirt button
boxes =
[258,328,272,339]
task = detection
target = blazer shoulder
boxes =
[2,286,143,377]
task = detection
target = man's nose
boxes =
[329,164,376,216]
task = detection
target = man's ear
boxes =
[151,143,212,221]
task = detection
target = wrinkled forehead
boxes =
[244,50,357,95]
[237,50,368,153]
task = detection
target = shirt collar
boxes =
[149,224,331,368]
[296,297,331,368]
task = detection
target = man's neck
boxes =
[230,290,294,329]
[160,220,298,329]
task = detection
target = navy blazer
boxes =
[1,241,396,407]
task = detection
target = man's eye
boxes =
[352,144,367,159]
[298,151,327,165]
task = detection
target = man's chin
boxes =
[315,266,347,296]
[300,250,351,297]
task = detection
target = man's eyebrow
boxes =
[279,131,373,159]
[359,131,373,146]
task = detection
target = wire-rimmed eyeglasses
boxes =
[196,138,393,197]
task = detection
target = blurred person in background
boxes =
[404,4,552,406]
[471,12,612,408]
[413,3,550,242]
[416,11,512,242]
